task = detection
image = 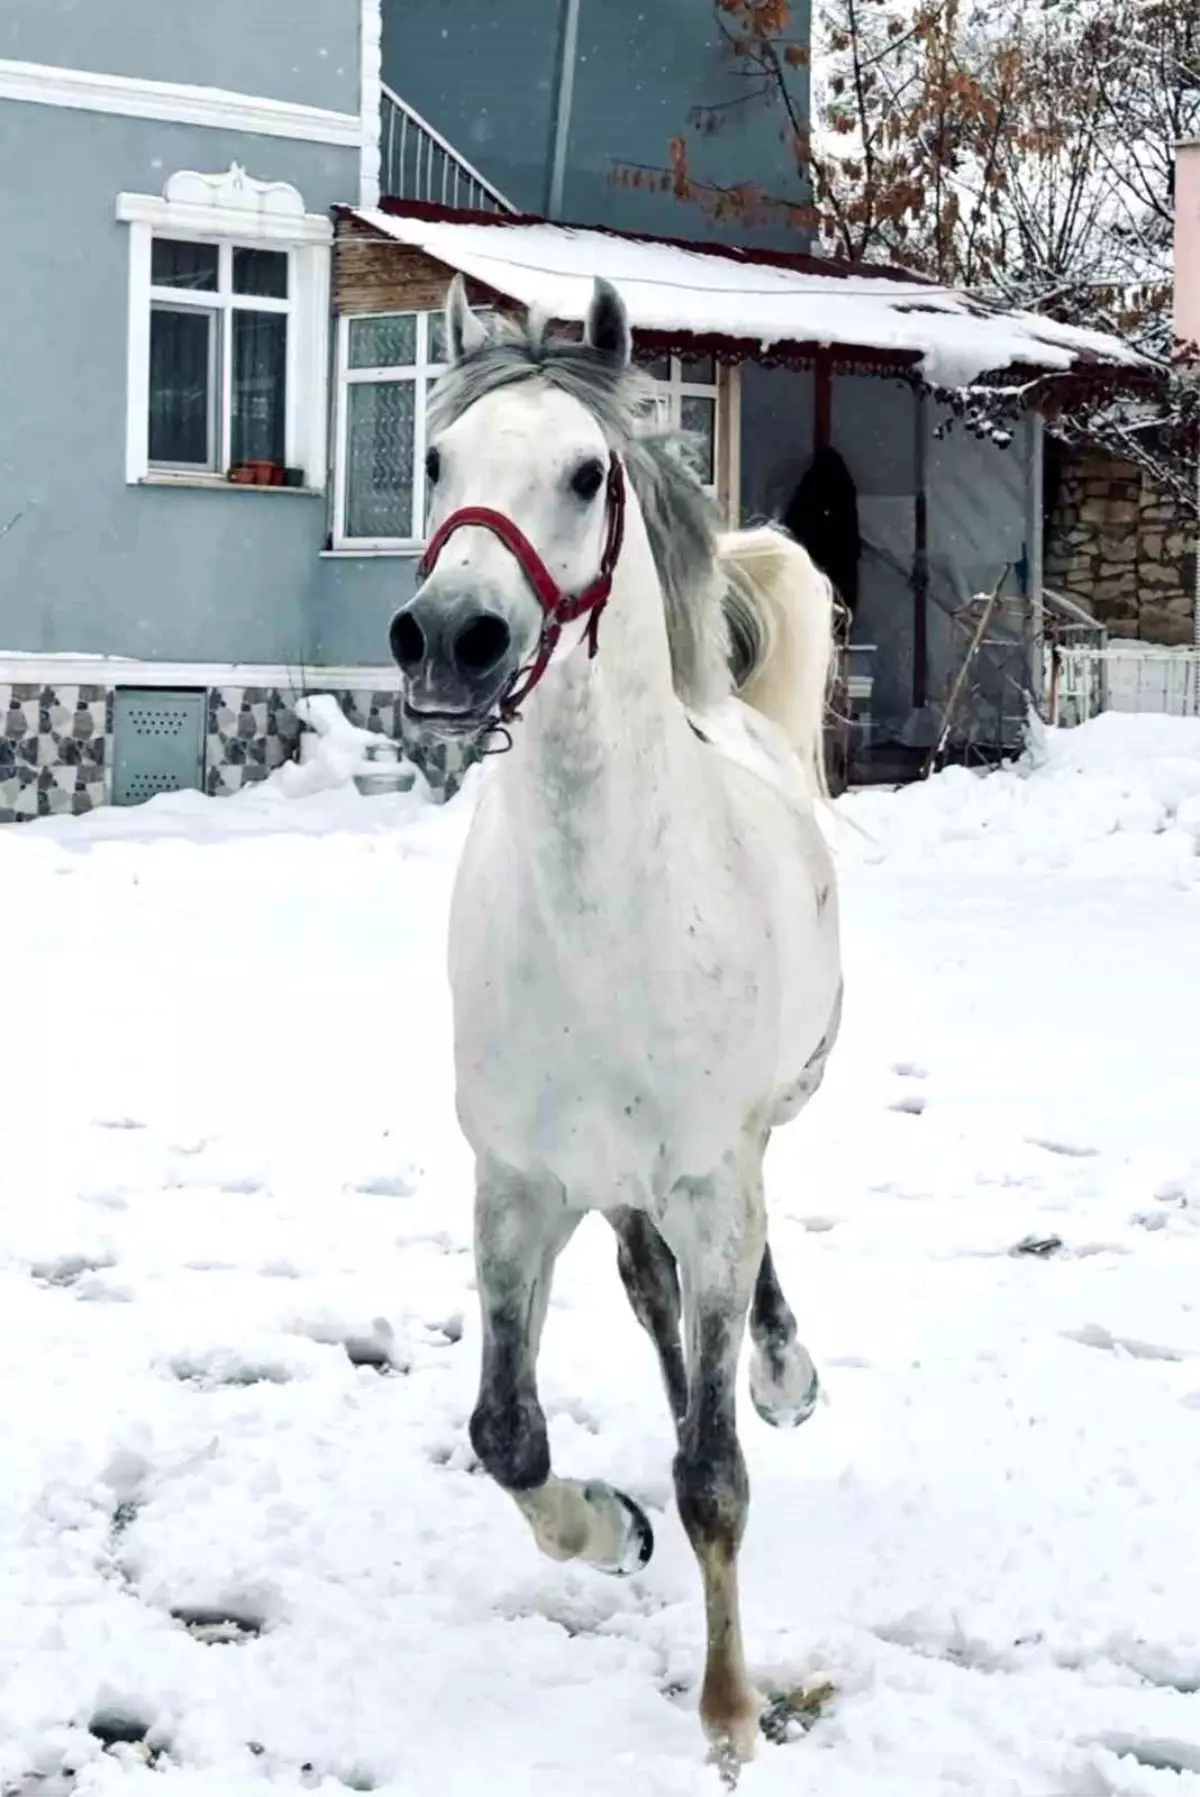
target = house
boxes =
[0,0,450,821]
[0,2,1163,823]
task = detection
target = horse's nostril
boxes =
[453,614,511,678]
[390,611,427,672]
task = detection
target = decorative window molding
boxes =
[117,166,331,491]
[359,0,384,208]
[333,309,449,549]
[0,56,360,144]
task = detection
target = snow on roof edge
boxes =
[348,206,1157,395]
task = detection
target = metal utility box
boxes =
[112,689,206,806]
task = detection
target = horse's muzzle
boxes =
[389,587,516,742]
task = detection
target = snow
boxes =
[357,208,1152,390]
[2,715,1199,1796]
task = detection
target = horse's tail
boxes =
[717,523,836,803]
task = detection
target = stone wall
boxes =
[1045,449,1196,645]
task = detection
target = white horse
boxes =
[390,276,843,1769]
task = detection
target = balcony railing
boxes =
[380,86,515,214]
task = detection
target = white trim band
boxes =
[0,56,362,146]
[0,658,405,691]
[359,0,384,208]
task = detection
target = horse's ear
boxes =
[584,279,631,370]
[444,274,487,362]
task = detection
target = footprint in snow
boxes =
[30,1253,116,1288]
[891,1062,929,1079]
[171,1604,265,1644]
[352,1172,418,1198]
[1027,1135,1099,1159]
[889,1094,927,1116]
[1063,1322,1191,1363]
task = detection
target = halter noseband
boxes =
[415,454,626,725]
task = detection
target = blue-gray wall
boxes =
[1,0,361,113]
[383,0,812,248]
[0,99,409,664]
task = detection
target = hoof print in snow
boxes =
[173,1605,264,1645]
[889,1094,927,1115]
[1094,1735,1200,1776]
[1009,1233,1064,1258]
[94,1118,146,1132]
[891,1061,928,1079]
[1027,1136,1099,1159]
[1063,1322,1188,1362]
[353,1172,418,1198]
[759,1680,837,1746]
[88,1708,162,1761]
[427,1312,463,1344]
[299,1317,408,1373]
[168,1352,292,1389]
[31,1254,116,1289]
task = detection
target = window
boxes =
[640,353,721,493]
[334,311,447,546]
[147,239,290,474]
[118,165,332,490]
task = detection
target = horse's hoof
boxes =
[750,1340,820,1429]
[582,1481,654,1575]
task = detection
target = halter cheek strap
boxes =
[415,454,626,724]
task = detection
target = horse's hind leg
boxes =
[611,1207,688,1427]
[748,1241,820,1429]
[469,1160,653,1576]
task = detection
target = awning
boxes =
[342,202,1156,394]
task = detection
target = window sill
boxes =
[320,544,425,559]
[136,473,324,497]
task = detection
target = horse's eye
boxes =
[569,458,604,501]
[425,446,441,485]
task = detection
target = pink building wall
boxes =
[1176,141,1200,349]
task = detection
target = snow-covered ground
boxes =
[3,714,1200,1797]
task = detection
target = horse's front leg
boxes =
[469,1159,654,1575]
[660,1159,766,1770]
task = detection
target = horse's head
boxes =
[389,276,633,751]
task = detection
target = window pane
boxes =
[425,307,492,364]
[680,395,716,486]
[151,238,218,292]
[638,352,671,379]
[233,247,288,299]
[349,314,417,369]
[679,354,716,385]
[347,381,415,537]
[231,311,287,467]
[149,305,214,466]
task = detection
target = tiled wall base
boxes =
[0,678,476,823]
[0,685,111,823]
[206,686,477,802]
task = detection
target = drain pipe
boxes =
[545,0,581,219]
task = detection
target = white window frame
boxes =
[333,309,446,550]
[117,165,332,491]
[645,355,741,524]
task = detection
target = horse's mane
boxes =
[428,310,763,711]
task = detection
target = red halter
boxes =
[415,454,626,723]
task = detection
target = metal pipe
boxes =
[545,0,581,219]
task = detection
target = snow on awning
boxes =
[347,205,1154,394]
